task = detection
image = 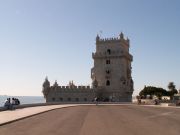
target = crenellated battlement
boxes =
[48,84,93,93]
[51,85,91,89]
[96,32,129,45]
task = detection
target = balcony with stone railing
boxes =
[96,35,129,46]
[92,51,133,61]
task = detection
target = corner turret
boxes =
[53,80,58,87]
[120,32,124,39]
[96,34,100,42]
[126,37,130,44]
[69,80,76,88]
[42,77,50,98]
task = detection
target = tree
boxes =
[139,86,168,99]
[139,83,179,100]
[168,82,175,91]
[167,82,178,99]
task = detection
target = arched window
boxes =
[123,81,126,85]
[106,80,110,86]
[120,77,126,85]
[107,49,111,54]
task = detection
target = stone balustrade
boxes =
[96,37,129,45]
[92,51,132,61]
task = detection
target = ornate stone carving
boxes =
[92,77,98,88]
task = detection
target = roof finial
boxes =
[96,34,100,41]
[127,37,130,44]
[45,76,48,81]
[53,80,58,87]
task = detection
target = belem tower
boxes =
[42,33,134,102]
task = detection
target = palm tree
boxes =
[168,82,175,91]
[168,82,178,100]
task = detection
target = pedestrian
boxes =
[154,99,159,105]
[4,98,12,110]
[94,97,98,105]
[12,98,16,105]
[15,98,20,105]
[4,98,10,110]
[138,99,141,105]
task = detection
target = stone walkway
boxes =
[0,104,79,126]
[0,103,179,126]
[0,103,131,126]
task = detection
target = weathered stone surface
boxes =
[42,33,134,102]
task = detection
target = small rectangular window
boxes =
[107,49,111,54]
[106,60,110,64]
[106,80,110,86]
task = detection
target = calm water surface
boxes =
[0,95,45,107]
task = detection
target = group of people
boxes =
[4,98,20,110]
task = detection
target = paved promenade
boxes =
[1,104,180,135]
[0,104,79,125]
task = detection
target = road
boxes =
[0,105,180,135]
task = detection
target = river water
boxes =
[0,95,45,107]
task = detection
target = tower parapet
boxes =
[96,32,130,46]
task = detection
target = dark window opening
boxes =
[76,98,79,102]
[107,49,111,54]
[106,60,110,64]
[68,98,71,101]
[59,98,63,101]
[122,80,126,85]
[52,97,55,101]
[84,98,87,101]
[106,80,110,86]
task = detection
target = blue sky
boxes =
[0,0,180,96]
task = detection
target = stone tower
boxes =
[91,33,134,102]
